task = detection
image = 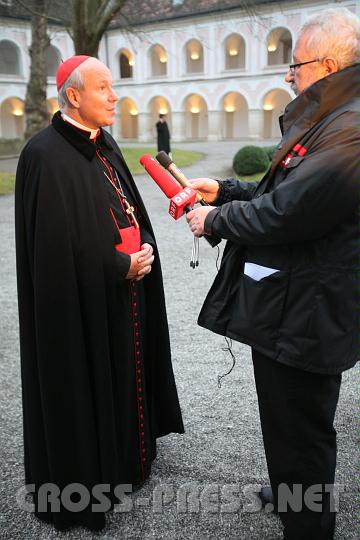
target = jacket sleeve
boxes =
[214,178,259,205]
[207,116,358,246]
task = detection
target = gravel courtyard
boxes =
[0,142,357,539]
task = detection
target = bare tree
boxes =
[17,0,130,138]
[21,0,50,139]
[71,0,128,57]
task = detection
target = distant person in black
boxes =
[156,114,171,155]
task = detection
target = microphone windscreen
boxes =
[140,154,180,199]
[156,151,173,169]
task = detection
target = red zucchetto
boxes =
[56,55,90,90]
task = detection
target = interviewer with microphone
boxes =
[186,9,358,540]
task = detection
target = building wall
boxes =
[0,0,357,142]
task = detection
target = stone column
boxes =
[113,110,121,140]
[171,111,185,142]
[248,108,263,140]
[207,110,221,141]
[137,112,152,142]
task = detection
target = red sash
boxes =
[115,225,141,255]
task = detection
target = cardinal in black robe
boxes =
[15,56,184,531]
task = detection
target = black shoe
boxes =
[259,486,277,513]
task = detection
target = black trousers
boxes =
[252,349,341,540]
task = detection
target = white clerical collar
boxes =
[61,112,100,139]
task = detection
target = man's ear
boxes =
[323,56,339,75]
[65,87,81,108]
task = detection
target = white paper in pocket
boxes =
[244,262,280,281]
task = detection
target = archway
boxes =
[262,89,292,138]
[148,96,172,138]
[45,45,61,77]
[224,34,245,70]
[0,97,25,138]
[185,40,204,74]
[149,44,167,77]
[267,28,292,66]
[0,40,21,75]
[184,94,208,139]
[47,98,59,120]
[119,97,138,139]
[119,49,134,79]
[221,92,248,139]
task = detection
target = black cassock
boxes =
[15,112,184,531]
[156,120,171,154]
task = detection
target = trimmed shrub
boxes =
[233,145,269,176]
[264,145,278,162]
[0,138,23,156]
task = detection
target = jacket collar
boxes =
[280,63,359,136]
[255,63,359,197]
[271,63,359,172]
[51,111,113,161]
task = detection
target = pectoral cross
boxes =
[124,200,139,229]
[103,170,139,228]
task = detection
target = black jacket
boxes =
[200,64,359,374]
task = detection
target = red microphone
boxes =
[139,155,181,199]
[140,154,197,219]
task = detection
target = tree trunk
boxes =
[24,0,50,140]
[71,0,126,57]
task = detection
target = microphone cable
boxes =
[213,242,238,388]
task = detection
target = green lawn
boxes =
[239,171,267,182]
[0,172,15,196]
[0,147,202,196]
[121,147,202,175]
[0,152,263,196]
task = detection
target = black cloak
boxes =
[156,120,171,154]
[15,112,184,531]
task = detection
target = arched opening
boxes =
[149,44,167,77]
[119,49,134,79]
[262,89,292,139]
[185,40,204,74]
[148,96,172,136]
[119,97,138,139]
[222,92,248,139]
[224,34,245,70]
[0,40,21,75]
[0,97,25,138]
[47,98,59,120]
[45,45,61,77]
[184,94,208,139]
[267,28,292,66]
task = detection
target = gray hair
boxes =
[298,8,359,70]
[57,67,85,110]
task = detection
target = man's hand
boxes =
[188,178,219,204]
[126,243,154,281]
[186,206,216,237]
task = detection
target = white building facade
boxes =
[0,0,357,142]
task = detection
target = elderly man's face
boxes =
[76,59,118,128]
[285,31,328,95]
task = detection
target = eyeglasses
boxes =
[288,58,322,72]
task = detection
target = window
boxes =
[45,45,61,77]
[0,40,21,75]
[119,49,134,79]
[224,34,245,70]
[185,39,204,74]
[149,44,167,77]
[267,28,292,66]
